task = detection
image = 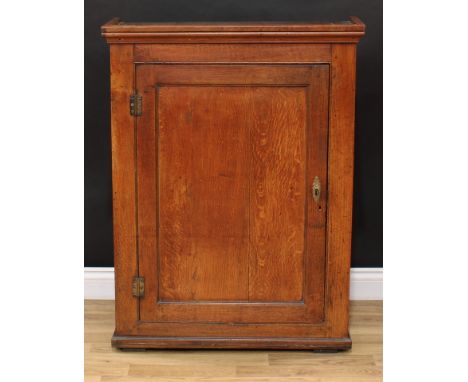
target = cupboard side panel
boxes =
[326,44,357,337]
[109,44,138,333]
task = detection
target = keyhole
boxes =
[314,189,319,196]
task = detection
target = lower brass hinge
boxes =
[130,93,142,116]
[132,276,145,297]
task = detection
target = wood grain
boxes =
[248,86,306,302]
[85,300,382,381]
[103,19,365,350]
[141,64,319,85]
[326,44,357,338]
[158,85,250,302]
[134,64,329,326]
[304,65,330,322]
[134,44,331,63]
[101,18,365,44]
[135,67,159,314]
[109,44,138,334]
[102,19,366,33]
[112,336,351,350]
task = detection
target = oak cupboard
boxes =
[101,17,365,350]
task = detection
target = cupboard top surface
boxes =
[102,17,365,44]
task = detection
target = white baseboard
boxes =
[84,267,115,300]
[85,267,382,301]
[349,268,383,300]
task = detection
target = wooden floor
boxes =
[85,300,382,382]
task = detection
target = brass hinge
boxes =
[132,276,145,297]
[130,93,142,116]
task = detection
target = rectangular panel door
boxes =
[135,64,329,325]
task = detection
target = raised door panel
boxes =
[135,64,329,325]
[158,85,251,302]
[248,86,306,302]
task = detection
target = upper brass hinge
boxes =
[130,93,142,116]
[132,276,145,297]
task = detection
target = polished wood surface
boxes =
[158,85,251,302]
[101,17,365,43]
[134,44,331,63]
[326,44,358,337]
[85,300,382,381]
[103,19,365,349]
[109,44,138,334]
[134,64,329,329]
[103,17,365,33]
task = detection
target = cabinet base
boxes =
[112,334,352,350]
